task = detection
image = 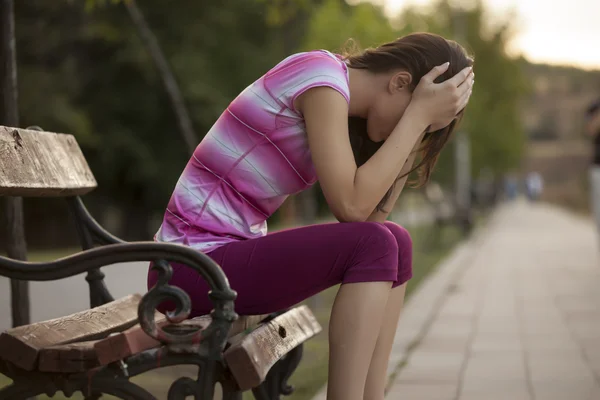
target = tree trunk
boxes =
[124,0,197,154]
[1,0,30,328]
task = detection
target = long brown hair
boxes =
[344,32,473,211]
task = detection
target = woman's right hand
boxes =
[407,63,474,130]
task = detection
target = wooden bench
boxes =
[0,125,322,400]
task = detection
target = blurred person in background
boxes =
[586,98,600,243]
[504,172,519,201]
[525,171,543,202]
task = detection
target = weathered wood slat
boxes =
[38,340,100,372]
[94,314,268,367]
[0,125,97,196]
[36,312,270,372]
[224,306,322,390]
[0,294,141,371]
[94,316,168,366]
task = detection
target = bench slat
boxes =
[37,313,269,372]
[94,316,169,367]
[0,294,141,371]
[38,340,100,373]
[0,126,97,196]
[224,306,322,390]
[94,314,268,367]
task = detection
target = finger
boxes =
[447,65,473,87]
[422,62,450,82]
[457,72,474,97]
[458,71,474,90]
[458,86,472,111]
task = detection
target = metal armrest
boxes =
[0,242,238,355]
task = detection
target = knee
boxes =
[383,222,413,256]
[355,222,400,260]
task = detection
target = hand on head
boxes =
[409,63,474,132]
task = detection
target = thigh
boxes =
[172,221,397,316]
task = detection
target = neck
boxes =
[347,67,382,118]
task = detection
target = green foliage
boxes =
[14,0,283,238]
[256,0,315,27]
[14,0,529,238]
[301,0,395,52]
[392,0,529,181]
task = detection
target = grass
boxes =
[0,222,463,399]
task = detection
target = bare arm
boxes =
[297,64,472,222]
[298,87,427,222]
[366,150,418,223]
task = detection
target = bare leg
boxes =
[327,281,393,400]
[363,283,407,400]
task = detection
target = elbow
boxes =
[332,203,371,223]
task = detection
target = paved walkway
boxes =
[386,200,600,400]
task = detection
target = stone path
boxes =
[386,200,600,400]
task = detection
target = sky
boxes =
[383,0,600,70]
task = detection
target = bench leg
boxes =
[277,344,303,396]
[252,344,304,400]
[220,381,243,400]
[98,380,156,400]
[167,360,219,400]
[0,383,40,400]
[0,380,155,400]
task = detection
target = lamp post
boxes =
[453,7,473,234]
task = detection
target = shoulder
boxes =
[268,50,347,76]
[265,50,350,109]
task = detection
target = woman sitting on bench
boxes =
[149,32,474,400]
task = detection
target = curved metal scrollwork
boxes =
[167,377,199,399]
[139,256,237,356]
[0,242,238,355]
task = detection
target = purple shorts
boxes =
[147,221,412,317]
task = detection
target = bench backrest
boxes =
[0,125,97,197]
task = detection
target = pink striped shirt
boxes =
[155,50,350,253]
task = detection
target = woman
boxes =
[149,32,474,400]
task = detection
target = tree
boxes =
[14,0,287,239]
[301,0,395,52]
[123,0,197,154]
